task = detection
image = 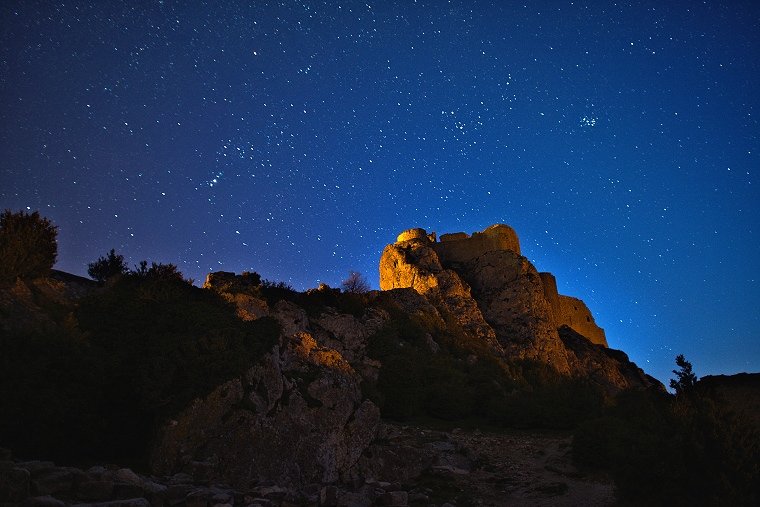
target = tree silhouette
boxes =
[88,249,129,282]
[670,354,698,395]
[341,270,370,294]
[0,209,58,282]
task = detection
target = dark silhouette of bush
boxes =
[0,209,58,282]
[487,369,604,429]
[87,249,129,282]
[573,357,760,506]
[130,260,189,282]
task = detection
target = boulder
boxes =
[0,466,30,503]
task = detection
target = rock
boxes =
[77,480,114,502]
[380,490,408,506]
[114,469,141,486]
[230,293,270,320]
[379,236,502,354]
[31,468,74,496]
[466,249,570,373]
[149,332,381,488]
[559,326,654,391]
[70,499,151,507]
[272,300,310,337]
[337,489,373,507]
[379,225,660,392]
[0,466,30,503]
[111,482,145,501]
[23,495,65,507]
[320,485,339,506]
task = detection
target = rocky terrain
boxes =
[1,224,673,506]
[1,424,615,507]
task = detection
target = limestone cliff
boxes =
[379,225,654,391]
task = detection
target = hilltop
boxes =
[1,224,758,506]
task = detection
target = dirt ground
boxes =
[384,423,617,507]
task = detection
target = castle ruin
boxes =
[392,224,608,347]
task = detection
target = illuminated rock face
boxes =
[380,225,569,371]
[380,224,628,382]
[434,224,521,264]
[381,225,604,348]
[379,230,504,356]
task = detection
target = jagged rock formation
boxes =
[380,225,655,391]
[378,233,504,355]
[150,300,384,489]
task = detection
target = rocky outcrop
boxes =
[0,272,97,334]
[379,225,657,391]
[149,329,382,489]
[378,232,503,356]
[558,326,655,392]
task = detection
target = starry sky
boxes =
[2,0,758,386]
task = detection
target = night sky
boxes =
[2,1,758,386]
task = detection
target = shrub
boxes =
[130,260,189,282]
[0,209,58,282]
[573,361,760,506]
[87,249,129,282]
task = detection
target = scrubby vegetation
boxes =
[0,266,280,467]
[573,357,760,506]
[87,248,130,282]
[0,209,58,282]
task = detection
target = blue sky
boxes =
[2,0,758,385]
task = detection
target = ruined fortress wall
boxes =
[433,224,521,264]
[392,225,607,347]
[556,295,608,347]
[539,272,561,318]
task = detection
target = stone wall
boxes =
[556,296,607,347]
[432,224,521,264]
[539,272,607,347]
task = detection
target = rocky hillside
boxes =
[379,225,659,392]
[1,225,671,505]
